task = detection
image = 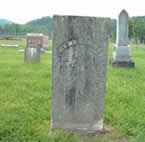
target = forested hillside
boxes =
[0,16,52,36]
[26,16,52,35]
[0,19,13,25]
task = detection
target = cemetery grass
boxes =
[0,40,144,142]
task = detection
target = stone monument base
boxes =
[110,58,135,68]
[51,120,104,133]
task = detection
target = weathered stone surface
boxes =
[116,10,128,46]
[24,47,40,63]
[51,15,110,132]
[110,10,135,68]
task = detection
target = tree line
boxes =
[0,16,144,44]
[110,16,145,44]
[0,16,52,36]
[0,24,52,36]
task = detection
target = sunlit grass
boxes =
[0,40,144,142]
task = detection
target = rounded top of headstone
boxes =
[27,44,38,48]
[119,9,128,17]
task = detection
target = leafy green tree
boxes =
[129,18,134,39]
[133,18,145,44]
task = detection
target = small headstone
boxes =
[24,45,40,63]
[43,35,49,49]
[51,15,110,132]
[110,10,135,68]
[0,44,19,48]
[45,51,52,54]
[26,33,49,50]
[26,33,43,48]
[40,48,45,54]
[18,49,24,52]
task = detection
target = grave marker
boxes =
[110,10,135,67]
[51,15,110,132]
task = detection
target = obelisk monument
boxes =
[110,10,135,67]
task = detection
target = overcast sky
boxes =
[0,0,144,24]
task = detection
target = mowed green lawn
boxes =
[0,40,144,142]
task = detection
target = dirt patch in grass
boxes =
[49,124,131,142]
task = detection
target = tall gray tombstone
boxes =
[51,15,110,132]
[110,10,135,67]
